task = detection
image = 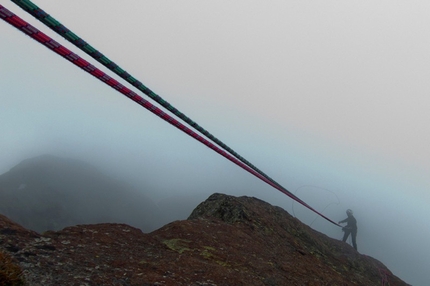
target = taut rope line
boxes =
[0,4,340,226]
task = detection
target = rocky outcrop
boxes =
[0,193,409,285]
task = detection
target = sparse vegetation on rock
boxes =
[0,193,409,285]
[0,250,25,286]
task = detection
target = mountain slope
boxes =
[0,154,162,233]
[0,193,408,285]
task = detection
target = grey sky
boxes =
[1,1,430,284]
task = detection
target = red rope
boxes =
[0,5,340,226]
[379,268,389,286]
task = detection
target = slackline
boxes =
[0,4,340,226]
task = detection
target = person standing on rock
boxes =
[338,209,357,251]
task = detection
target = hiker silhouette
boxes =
[339,209,358,250]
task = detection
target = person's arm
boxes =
[338,218,348,224]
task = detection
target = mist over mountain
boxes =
[0,154,167,233]
[0,154,416,285]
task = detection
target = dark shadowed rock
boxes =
[0,193,409,285]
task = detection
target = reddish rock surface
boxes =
[0,193,409,285]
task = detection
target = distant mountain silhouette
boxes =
[0,155,162,233]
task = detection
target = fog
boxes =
[1,1,430,284]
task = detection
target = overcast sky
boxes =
[1,1,429,284]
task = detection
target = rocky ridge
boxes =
[0,193,409,285]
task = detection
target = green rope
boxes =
[11,0,283,188]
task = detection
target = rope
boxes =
[379,268,389,286]
[0,4,340,226]
[9,0,279,192]
[292,185,340,226]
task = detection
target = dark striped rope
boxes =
[10,0,281,189]
[0,4,340,226]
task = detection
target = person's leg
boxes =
[351,229,357,250]
[342,229,350,242]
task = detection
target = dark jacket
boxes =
[339,215,357,230]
